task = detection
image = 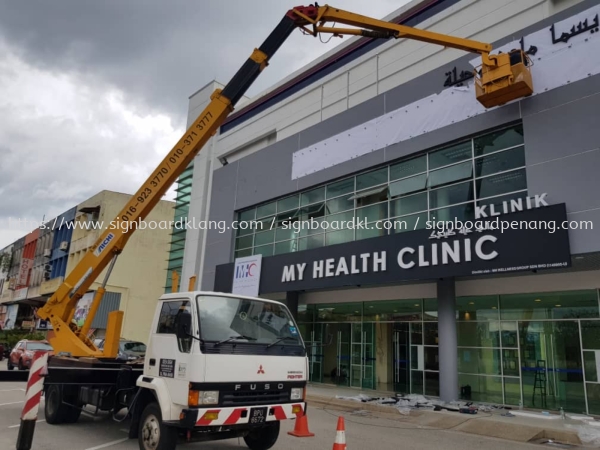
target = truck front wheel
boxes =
[138,402,177,450]
[243,421,280,450]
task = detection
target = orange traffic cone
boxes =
[332,416,346,450]
[287,412,315,437]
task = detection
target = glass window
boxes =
[356,224,387,241]
[254,229,275,246]
[274,240,297,255]
[357,167,388,191]
[298,234,324,251]
[275,225,297,242]
[156,300,191,334]
[501,290,599,321]
[256,202,276,219]
[326,178,354,198]
[475,146,525,178]
[429,180,474,209]
[322,210,354,230]
[356,202,387,223]
[253,244,273,257]
[392,212,427,233]
[390,192,427,217]
[501,322,518,349]
[474,124,524,157]
[423,298,438,321]
[424,346,439,371]
[352,186,389,208]
[458,374,504,403]
[476,168,527,199]
[325,229,353,246]
[411,322,423,344]
[582,321,600,350]
[504,377,521,405]
[390,155,426,181]
[457,322,500,347]
[389,174,427,197]
[239,209,256,222]
[362,300,422,321]
[456,296,499,321]
[235,249,252,258]
[278,195,299,213]
[502,348,520,377]
[430,202,475,224]
[326,196,353,214]
[235,235,253,250]
[458,348,501,375]
[429,141,472,169]
[301,187,325,206]
[428,161,473,188]
[424,322,438,345]
[314,303,362,322]
[584,351,597,382]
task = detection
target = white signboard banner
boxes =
[231,255,262,297]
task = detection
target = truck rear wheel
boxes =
[44,385,82,424]
[138,402,177,450]
[243,421,280,450]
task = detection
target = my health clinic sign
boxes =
[217,203,572,295]
[231,254,262,297]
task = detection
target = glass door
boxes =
[336,324,352,387]
[362,323,377,389]
[393,323,410,394]
[519,321,586,413]
[303,323,324,383]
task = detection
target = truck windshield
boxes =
[196,295,302,347]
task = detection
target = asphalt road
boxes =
[0,373,555,450]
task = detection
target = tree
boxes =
[0,251,13,274]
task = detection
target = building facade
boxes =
[0,190,175,343]
[181,0,600,415]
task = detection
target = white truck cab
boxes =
[133,291,309,450]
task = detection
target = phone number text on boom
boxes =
[119,111,214,223]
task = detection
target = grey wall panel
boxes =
[201,239,231,290]
[385,102,521,163]
[526,148,600,214]
[234,136,299,211]
[524,90,600,165]
[566,208,600,254]
[298,96,385,149]
[521,73,600,118]
[206,161,238,246]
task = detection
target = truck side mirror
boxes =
[176,312,192,340]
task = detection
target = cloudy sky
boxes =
[0,0,407,249]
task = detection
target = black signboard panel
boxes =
[215,203,572,294]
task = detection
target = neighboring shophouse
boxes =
[175,0,600,415]
[0,190,175,343]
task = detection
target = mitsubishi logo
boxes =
[257,365,265,374]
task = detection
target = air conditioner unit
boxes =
[44,263,52,272]
[59,241,69,251]
[43,271,51,280]
[43,249,52,257]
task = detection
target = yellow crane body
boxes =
[35,3,534,359]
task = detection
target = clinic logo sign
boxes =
[232,255,262,297]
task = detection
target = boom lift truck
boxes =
[34,4,534,450]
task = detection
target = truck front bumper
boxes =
[178,402,306,428]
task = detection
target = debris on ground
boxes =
[334,392,516,417]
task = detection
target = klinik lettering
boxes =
[397,235,498,268]
[475,193,549,219]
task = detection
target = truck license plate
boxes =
[249,407,267,424]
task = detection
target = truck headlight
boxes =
[290,388,303,400]
[188,390,219,406]
[201,391,219,405]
